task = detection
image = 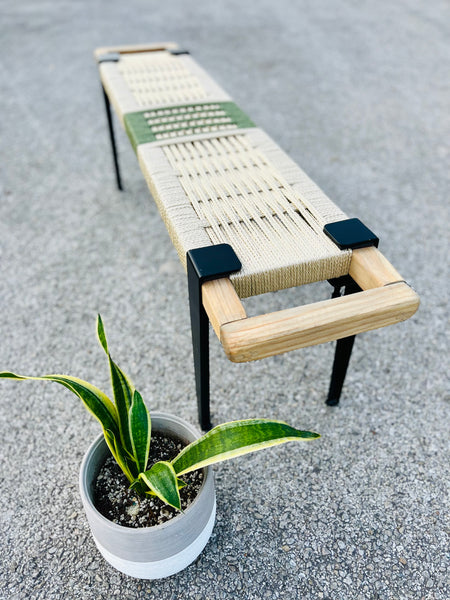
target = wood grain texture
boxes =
[350,247,404,289]
[202,278,247,338]
[219,282,419,362]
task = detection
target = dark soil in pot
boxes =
[94,431,204,528]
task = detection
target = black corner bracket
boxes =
[97,52,121,64]
[324,218,379,250]
[187,243,241,285]
[187,244,241,431]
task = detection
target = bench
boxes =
[94,42,419,430]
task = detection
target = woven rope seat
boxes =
[95,43,419,429]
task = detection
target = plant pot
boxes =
[79,412,216,579]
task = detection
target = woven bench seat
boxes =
[95,42,419,429]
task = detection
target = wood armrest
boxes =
[202,247,419,363]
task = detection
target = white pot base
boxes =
[93,499,216,579]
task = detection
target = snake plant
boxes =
[0,316,319,510]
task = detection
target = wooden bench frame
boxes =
[205,247,417,362]
[95,43,419,430]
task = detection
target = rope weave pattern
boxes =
[123,102,255,149]
[117,52,230,107]
[138,130,350,297]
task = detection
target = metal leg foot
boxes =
[326,335,356,405]
[326,277,361,406]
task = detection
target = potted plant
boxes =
[0,316,319,579]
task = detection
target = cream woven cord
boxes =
[138,130,350,297]
[117,52,230,108]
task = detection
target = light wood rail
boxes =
[202,246,419,363]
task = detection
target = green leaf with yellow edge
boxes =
[176,478,187,490]
[128,390,151,473]
[172,419,320,476]
[0,371,119,439]
[139,461,181,510]
[96,314,109,354]
[142,478,187,497]
[96,315,135,454]
[104,429,136,482]
[110,360,135,451]
[129,476,186,496]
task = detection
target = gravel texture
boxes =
[0,1,448,599]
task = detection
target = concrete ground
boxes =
[0,1,448,598]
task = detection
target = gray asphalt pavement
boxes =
[0,1,449,598]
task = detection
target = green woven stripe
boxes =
[124,102,256,151]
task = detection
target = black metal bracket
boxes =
[169,49,190,56]
[187,244,241,430]
[97,52,121,63]
[324,218,379,250]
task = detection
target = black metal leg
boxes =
[326,334,356,406]
[187,256,212,430]
[326,277,361,406]
[102,85,123,191]
[186,245,241,430]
